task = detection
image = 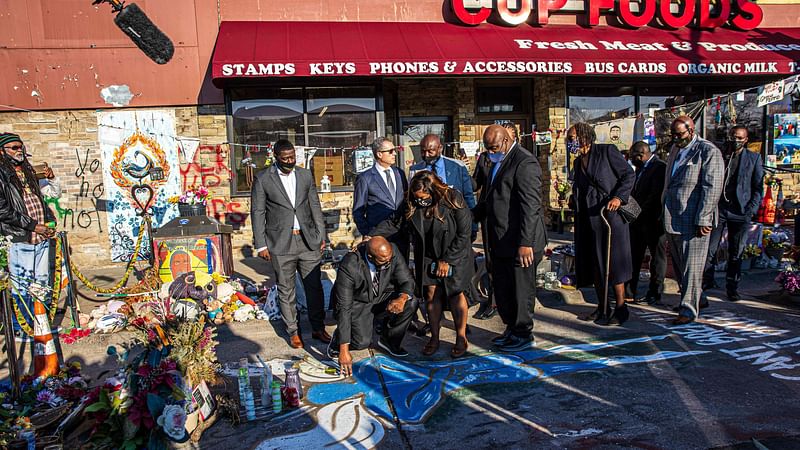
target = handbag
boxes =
[583,171,641,223]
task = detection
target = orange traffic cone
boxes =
[33,299,59,378]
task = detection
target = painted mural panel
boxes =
[98,110,181,262]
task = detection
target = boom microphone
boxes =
[93,0,174,65]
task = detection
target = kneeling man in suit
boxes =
[328,236,417,377]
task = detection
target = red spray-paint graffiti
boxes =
[179,144,247,226]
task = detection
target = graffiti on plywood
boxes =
[98,111,181,262]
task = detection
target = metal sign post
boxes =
[1,285,22,399]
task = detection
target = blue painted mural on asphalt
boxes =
[307,335,708,424]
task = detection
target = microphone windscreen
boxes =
[114,3,174,65]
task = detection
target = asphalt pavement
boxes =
[3,230,800,449]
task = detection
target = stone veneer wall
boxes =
[0,106,359,269]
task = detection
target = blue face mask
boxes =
[488,152,504,163]
[566,139,580,155]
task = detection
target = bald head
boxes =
[671,115,695,134]
[671,115,695,147]
[483,125,511,155]
[420,134,443,162]
[367,236,393,266]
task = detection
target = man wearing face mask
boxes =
[251,139,330,349]
[327,236,416,376]
[474,125,547,351]
[663,116,724,325]
[0,133,57,339]
[626,141,667,305]
[702,126,763,302]
[410,134,476,212]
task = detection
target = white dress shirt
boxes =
[256,169,300,254]
[278,169,301,230]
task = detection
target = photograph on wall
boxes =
[594,117,637,150]
[773,113,800,165]
[98,111,181,262]
[353,148,374,173]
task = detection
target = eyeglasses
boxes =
[670,129,690,138]
[378,148,396,154]
[3,144,25,152]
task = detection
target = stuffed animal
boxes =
[168,271,217,303]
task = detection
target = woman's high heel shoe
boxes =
[422,338,440,356]
[604,304,630,326]
[579,307,601,322]
[451,337,468,358]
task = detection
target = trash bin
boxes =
[153,215,234,282]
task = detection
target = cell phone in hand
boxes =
[430,262,453,278]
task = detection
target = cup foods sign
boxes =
[451,0,763,30]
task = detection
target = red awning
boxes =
[211,21,800,85]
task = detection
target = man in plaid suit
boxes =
[663,117,724,325]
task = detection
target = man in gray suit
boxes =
[251,139,331,348]
[663,116,724,325]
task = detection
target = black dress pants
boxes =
[334,296,419,350]
[627,221,667,299]
[490,252,540,338]
[703,217,748,292]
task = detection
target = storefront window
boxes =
[475,82,530,114]
[229,86,379,194]
[231,91,305,193]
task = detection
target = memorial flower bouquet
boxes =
[553,177,571,200]
[168,185,210,206]
[763,228,789,250]
[775,267,800,293]
[85,316,219,449]
[742,244,762,259]
[0,362,88,447]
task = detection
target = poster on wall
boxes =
[594,117,637,150]
[98,111,181,262]
[654,99,705,156]
[774,113,800,165]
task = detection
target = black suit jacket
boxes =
[477,144,548,258]
[372,190,474,298]
[332,243,415,345]
[721,148,764,220]
[250,166,326,255]
[631,156,667,225]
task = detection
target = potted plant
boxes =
[169,185,210,217]
[741,244,762,271]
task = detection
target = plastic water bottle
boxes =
[271,381,282,414]
[259,365,272,410]
[238,359,256,420]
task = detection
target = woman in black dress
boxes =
[373,171,474,357]
[569,122,635,326]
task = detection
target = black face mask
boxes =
[368,255,390,271]
[276,160,295,172]
[423,155,439,165]
[414,197,433,208]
